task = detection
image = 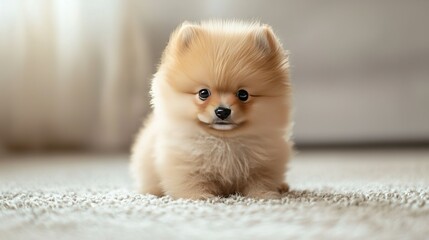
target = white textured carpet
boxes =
[1,149,428,240]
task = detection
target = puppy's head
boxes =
[152,21,291,137]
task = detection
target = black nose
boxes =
[214,107,231,120]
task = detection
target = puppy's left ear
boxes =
[255,24,280,54]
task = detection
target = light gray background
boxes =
[0,0,427,151]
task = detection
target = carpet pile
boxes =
[0,149,428,240]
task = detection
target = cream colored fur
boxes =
[131,20,292,199]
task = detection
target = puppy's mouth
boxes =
[210,121,238,131]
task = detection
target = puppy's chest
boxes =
[188,136,267,180]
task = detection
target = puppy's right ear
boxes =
[175,21,201,49]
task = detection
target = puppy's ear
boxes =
[176,21,201,49]
[254,24,279,54]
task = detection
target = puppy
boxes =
[131,20,293,199]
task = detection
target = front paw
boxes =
[245,190,282,199]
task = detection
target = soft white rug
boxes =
[1,149,428,240]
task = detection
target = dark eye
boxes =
[236,89,249,102]
[198,89,211,100]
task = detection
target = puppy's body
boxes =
[131,21,292,199]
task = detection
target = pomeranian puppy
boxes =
[131,20,293,199]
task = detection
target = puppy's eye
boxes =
[236,89,249,102]
[198,89,211,100]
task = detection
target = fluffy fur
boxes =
[131,20,293,199]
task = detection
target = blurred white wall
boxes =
[0,0,151,151]
[0,0,428,152]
